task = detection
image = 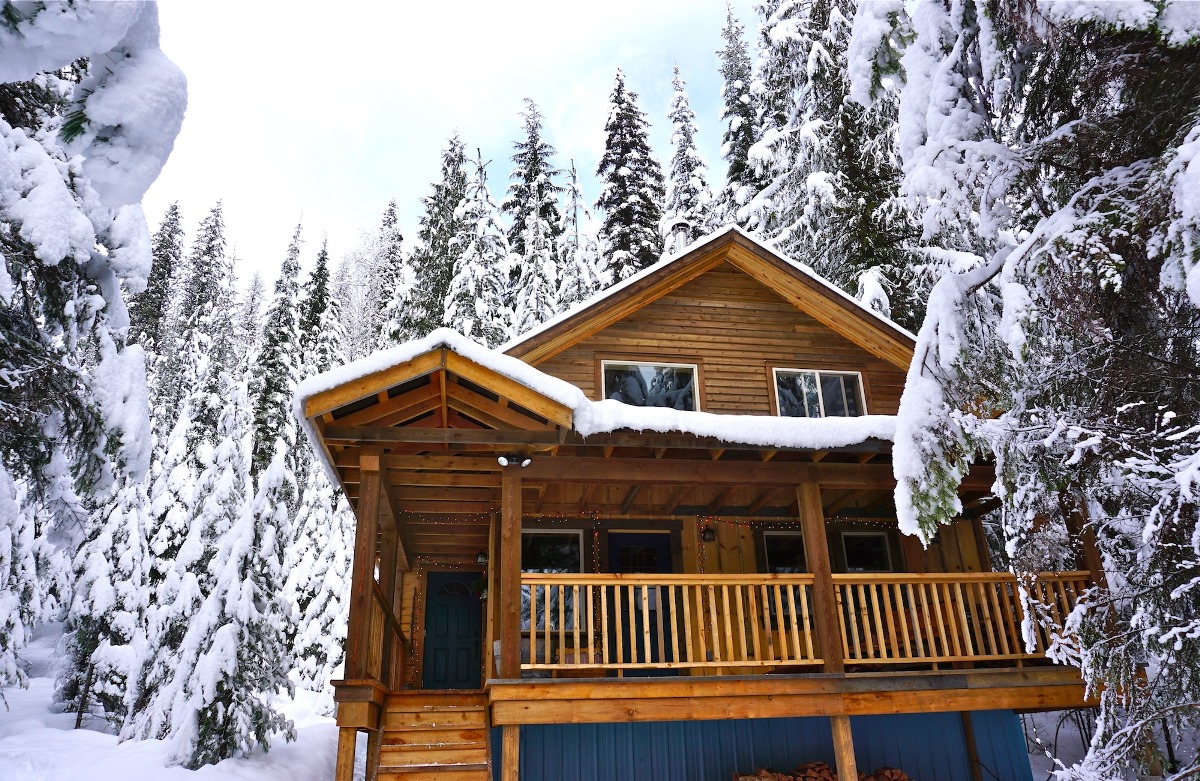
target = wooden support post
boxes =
[502,724,520,781]
[379,525,399,689]
[899,533,927,574]
[366,728,382,781]
[346,449,382,681]
[830,716,858,781]
[485,511,499,681]
[960,712,985,781]
[499,467,523,679]
[797,484,843,673]
[334,728,357,781]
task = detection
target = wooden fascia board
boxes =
[303,349,446,419]
[722,239,915,370]
[506,239,733,365]
[443,351,574,429]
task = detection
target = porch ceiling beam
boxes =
[520,456,994,490]
[563,431,890,454]
[323,425,562,446]
[620,485,641,514]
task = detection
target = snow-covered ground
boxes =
[0,624,354,781]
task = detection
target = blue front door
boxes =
[422,571,483,689]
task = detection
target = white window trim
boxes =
[762,530,807,573]
[841,530,893,573]
[772,367,865,418]
[601,359,700,411]
[521,528,584,573]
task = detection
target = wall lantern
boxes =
[476,550,488,565]
[701,526,717,543]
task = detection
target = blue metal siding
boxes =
[493,711,1033,781]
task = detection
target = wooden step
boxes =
[380,746,489,767]
[377,767,490,781]
[387,693,487,711]
[382,708,487,731]
[382,727,488,749]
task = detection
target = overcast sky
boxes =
[142,0,758,288]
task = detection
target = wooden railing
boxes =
[364,582,407,689]
[521,574,821,672]
[517,571,1090,675]
[832,571,1090,665]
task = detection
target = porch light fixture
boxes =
[476,550,488,565]
[496,455,533,468]
[701,525,717,543]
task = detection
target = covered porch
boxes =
[296,335,1095,781]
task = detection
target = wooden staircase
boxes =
[377,692,491,781]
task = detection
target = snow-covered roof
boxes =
[502,225,917,357]
[295,328,897,485]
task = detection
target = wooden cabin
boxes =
[297,228,1094,781]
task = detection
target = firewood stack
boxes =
[732,762,912,781]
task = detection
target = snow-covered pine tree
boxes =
[714,4,758,227]
[557,160,606,309]
[445,149,511,346]
[748,0,922,329]
[153,202,229,424]
[248,224,303,481]
[298,238,331,358]
[382,136,469,344]
[285,465,352,701]
[851,2,1200,777]
[371,200,415,349]
[595,69,666,281]
[661,66,712,256]
[510,183,560,336]
[0,464,35,690]
[234,271,266,369]
[502,100,564,260]
[179,441,295,768]
[1,3,185,695]
[129,201,183,356]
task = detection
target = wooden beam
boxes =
[444,351,574,428]
[304,349,444,418]
[747,487,784,515]
[499,466,523,679]
[830,716,858,781]
[664,486,691,515]
[798,483,842,674]
[502,724,520,781]
[334,728,357,781]
[620,485,641,514]
[324,425,561,447]
[707,487,735,514]
[345,449,381,680]
[331,383,440,428]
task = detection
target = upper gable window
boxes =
[602,361,698,411]
[773,368,864,418]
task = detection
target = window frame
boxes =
[762,530,808,574]
[770,367,866,418]
[600,359,701,412]
[840,530,893,573]
[520,529,584,573]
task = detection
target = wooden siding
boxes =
[533,262,907,415]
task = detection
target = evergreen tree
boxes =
[747,0,921,329]
[248,224,303,481]
[299,239,332,357]
[371,201,412,348]
[180,442,295,768]
[557,160,606,309]
[381,136,468,344]
[153,202,229,424]
[285,467,352,700]
[661,66,712,255]
[232,271,266,370]
[0,464,34,690]
[510,186,560,336]
[129,202,184,354]
[502,100,564,258]
[445,149,511,347]
[595,70,666,280]
[715,4,758,226]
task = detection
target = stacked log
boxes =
[732,763,911,781]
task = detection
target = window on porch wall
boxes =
[521,530,582,630]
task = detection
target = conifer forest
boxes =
[1,1,1199,779]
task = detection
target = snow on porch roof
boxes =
[294,328,898,481]
[501,225,917,365]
